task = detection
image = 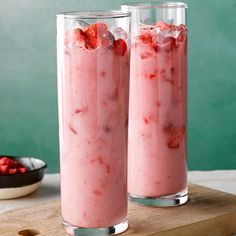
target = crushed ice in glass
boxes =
[111,27,129,40]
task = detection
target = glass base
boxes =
[63,218,128,235]
[129,187,188,207]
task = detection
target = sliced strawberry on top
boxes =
[84,22,109,49]
[167,126,185,149]
[113,38,127,56]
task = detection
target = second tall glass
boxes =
[57,11,130,235]
[122,2,188,207]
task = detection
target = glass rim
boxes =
[56,10,131,20]
[121,2,188,9]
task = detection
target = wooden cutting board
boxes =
[1,183,236,236]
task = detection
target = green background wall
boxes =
[0,0,235,172]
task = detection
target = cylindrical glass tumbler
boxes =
[121,2,188,207]
[56,11,130,235]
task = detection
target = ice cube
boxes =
[154,26,179,43]
[110,27,129,40]
[73,19,89,29]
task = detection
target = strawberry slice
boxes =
[113,39,127,56]
[167,126,185,149]
[84,22,109,49]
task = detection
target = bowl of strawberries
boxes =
[0,155,47,199]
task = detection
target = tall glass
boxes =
[121,2,188,207]
[56,11,130,235]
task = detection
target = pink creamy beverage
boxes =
[122,2,188,206]
[56,11,130,235]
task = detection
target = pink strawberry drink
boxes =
[57,11,130,235]
[122,2,188,206]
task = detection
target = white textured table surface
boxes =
[1,171,236,235]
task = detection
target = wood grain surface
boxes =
[1,183,236,236]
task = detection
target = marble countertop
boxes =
[1,170,236,235]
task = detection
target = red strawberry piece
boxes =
[75,106,88,114]
[177,24,187,42]
[156,21,171,30]
[167,126,185,149]
[65,28,85,46]
[100,71,106,77]
[178,24,187,32]
[11,160,20,168]
[93,189,102,196]
[0,165,9,174]
[84,22,108,49]
[177,30,187,42]
[97,156,104,165]
[163,37,176,52]
[156,100,161,107]
[152,44,159,52]
[0,157,12,166]
[103,125,111,133]
[0,157,27,175]
[139,33,158,52]
[113,38,127,56]
[139,33,153,44]
[163,123,173,133]
[106,164,111,174]
[95,22,108,34]
[177,31,186,42]
[69,124,77,134]
[75,108,82,114]
[9,168,18,175]
[144,112,158,124]
[74,29,86,43]
[144,117,150,124]
[149,73,157,79]
[19,167,27,173]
